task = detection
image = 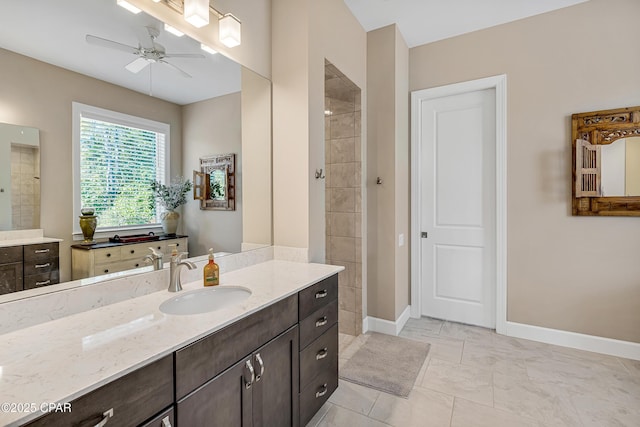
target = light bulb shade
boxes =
[184,0,209,28]
[219,14,241,48]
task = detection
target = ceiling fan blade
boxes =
[160,60,192,78]
[125,57,150,73]
[164,53,206,59]
[86,35,137,54]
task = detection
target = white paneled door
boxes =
[418,89,496,328]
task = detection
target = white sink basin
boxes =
[160,286,252,315]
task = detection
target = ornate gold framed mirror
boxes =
[572,106,640,216]
[193,153,236,211]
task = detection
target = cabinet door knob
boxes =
[130,250,135,254]
[315,316,328,328]
[244,360,255,389]
[93,408,114,427]
[315,289,328,299]
[255,353,265,382]
[161,415,172,427]
[315,383,328,398]
[316,348,328,360]
[106,253,111,257]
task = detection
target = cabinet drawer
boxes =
[175,294,298,399]
[0,245,23,263]
[140,406,174,427]
[23,243,58,262]
[24,271,60,290]
[299,362,338,427]
[299,299,338,350]
[299,274,338,320]
[300,324,338,390]
[23,257,58,276]
[96,262,131,276]
[26,355,173,427]
[120,244,144,261]
[94,247,121,264]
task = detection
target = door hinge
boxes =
[421,232,428,238]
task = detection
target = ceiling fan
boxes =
[85,26,204,78]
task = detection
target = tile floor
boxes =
[307,317,640,427]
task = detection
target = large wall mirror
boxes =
[572,106,640,216]
[0,0,272,290]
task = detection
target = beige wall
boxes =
[272,0,367,261]
[366,25,410,322]
[0,48,182,283]
[410,0,640,342]
[182,93,242,256]
[241,67,272,249]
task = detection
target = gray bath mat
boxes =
[339,332,430,397]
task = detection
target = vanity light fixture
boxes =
[116,0,141,14]
[184,0,209,28]
[164,23,184,37]
[200,43,218,55]
[218,13,241,48]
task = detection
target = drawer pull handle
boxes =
[104,269,109,274]
[94,408,114,427]
[315,384,328,398]
[35,280,51,286]
[316,348,328,360]
[34,249,50,254]
[130,250,135,254]
[161,415,172,427]
[255,352,265,382]
[106,253,111,257]
[315,289,328,299]
[316,316,328,328]
[244,360,255,389]
[35,263,50,269]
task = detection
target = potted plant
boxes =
[150,177,192,235]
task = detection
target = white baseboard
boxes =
[505,321,640,361]
[363,306,411,336]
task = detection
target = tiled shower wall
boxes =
[10,145,40,229]
[324,60,362,336]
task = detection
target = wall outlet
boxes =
[399,233,405,247]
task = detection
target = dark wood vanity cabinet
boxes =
[298,274,339,426]
[178,326,299,427]
[0,242,59,294]
[0,246,23,294]
[19,273,339,427]
[25,355,174,427]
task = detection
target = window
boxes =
[72,103,170,234]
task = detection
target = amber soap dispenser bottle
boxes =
[203,248,219,287]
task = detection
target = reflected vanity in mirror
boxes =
[572,105,640,216]
[193,154,236,210]
[0,123,40,231]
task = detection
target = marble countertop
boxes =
[0,260,343,426]
[0,237,62,248]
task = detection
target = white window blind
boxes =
[73,102,170,233]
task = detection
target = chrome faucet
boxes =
[169,252,197,292]
[143,247,164,271]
